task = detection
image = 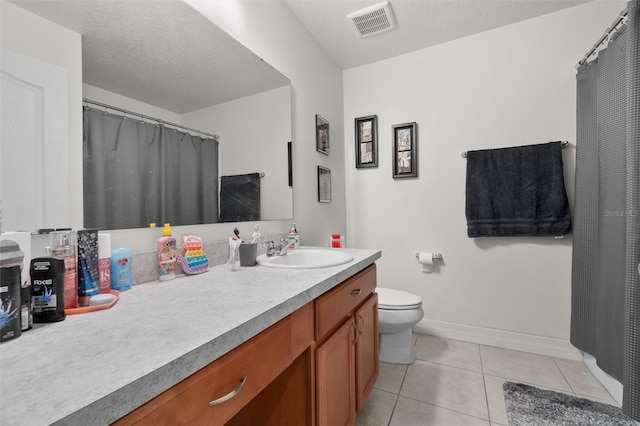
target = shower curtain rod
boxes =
[577,7,628,67]
[460,141,569,158]
[83,98,220,141]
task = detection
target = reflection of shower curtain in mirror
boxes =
[83,107,219,229]
[571,1,639,420]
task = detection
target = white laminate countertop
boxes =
[0,247,381,426]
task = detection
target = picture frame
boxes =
[355,115,378,168]
[287,141,293,187]
[317,166,332,203]
[316,114,330,155]
[392,122,418,179]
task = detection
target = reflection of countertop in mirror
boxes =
[0,247,381,425]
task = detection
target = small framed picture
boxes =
[355,115,378,168]
[392,122,418,179]
[317,166,332,203]
[316,114,330,155]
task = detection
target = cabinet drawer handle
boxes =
[359,314,365,335]
[351,289,362,296]
[351,320,359,345]
[209,375,247,406]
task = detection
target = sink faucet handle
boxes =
[264,241,277,257]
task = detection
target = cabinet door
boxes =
[355,293,379,414]
[316,319,356,426]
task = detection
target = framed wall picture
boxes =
[392,122,418,179]
[317,166,332,202]
[316,114,330,155]
[355,115,378,168]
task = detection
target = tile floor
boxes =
[356,333,619,426]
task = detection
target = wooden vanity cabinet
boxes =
[315,264,379,426]
[112,263,379,426]
[112,302,314,426]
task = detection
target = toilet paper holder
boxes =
[415,252,443,261]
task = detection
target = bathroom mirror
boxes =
[7,0,293,231]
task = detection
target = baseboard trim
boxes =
[414,319,583,361]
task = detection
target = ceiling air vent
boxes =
[347,1,397,38]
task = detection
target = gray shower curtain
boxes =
[83,107,219,229]
[571,0,639,420]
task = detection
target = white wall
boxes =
[182,86,293,220]
[344,1,626,351]
[186,0,346,247]
[1,0,83,229]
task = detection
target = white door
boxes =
[1,47,68,232]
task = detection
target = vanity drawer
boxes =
[315,264,377,342]
[114,303,313,426]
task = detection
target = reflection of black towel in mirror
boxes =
[465,141,572,238]
[220,173,261,223]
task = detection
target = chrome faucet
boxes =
[265,239,294,257]
[278,238,294,255]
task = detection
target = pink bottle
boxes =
[158,223,177,281]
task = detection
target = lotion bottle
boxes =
[287,223,300,250]
[158,223,177,281]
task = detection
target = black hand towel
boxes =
[465,141,572,238]
[219,173,261,223]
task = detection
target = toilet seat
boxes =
[377,287,422,310]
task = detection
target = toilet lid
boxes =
[376,287,422,310]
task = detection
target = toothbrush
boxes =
[251,224,261,243]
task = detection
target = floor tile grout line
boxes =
[387,362,411,425]
[395,394,492,424]
[552,357,578,396]
[478,342,495,425]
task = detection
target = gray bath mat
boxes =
[503,382,635,425]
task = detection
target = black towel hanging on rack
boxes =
[464,141,572,238]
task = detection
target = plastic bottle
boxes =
[158,223,177,281]
[330,234,345,248]
[287,223,300,250]
[20,283,32,331]
[98,233,111,293]
[77,229,100,307]
[110,248,132,291]
[47,230,77,309]
[0,265,22,341]
[30,257,66,323]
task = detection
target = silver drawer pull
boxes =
[209,376,247,406]
[351,289,362,296]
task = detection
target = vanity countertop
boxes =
[0,247,381,426]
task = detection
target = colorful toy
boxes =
[177,235,209,275]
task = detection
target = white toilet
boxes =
[377,287,424,364]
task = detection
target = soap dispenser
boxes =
[287,223,300,250]
[158,223,177,281]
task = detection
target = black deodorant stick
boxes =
[31,257,66,323]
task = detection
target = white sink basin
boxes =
[257,248,354,269]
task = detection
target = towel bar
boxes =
[461,141,569,158]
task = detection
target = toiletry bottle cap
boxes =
[162,223,172,236]
[290,223,298,233]
[332,234,341,238]
[150,223,156,228]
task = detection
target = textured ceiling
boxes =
[283,0,593,69]
[10,0,290,114]
[10,0,592,113]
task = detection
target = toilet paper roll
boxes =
[418,252,434,273]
